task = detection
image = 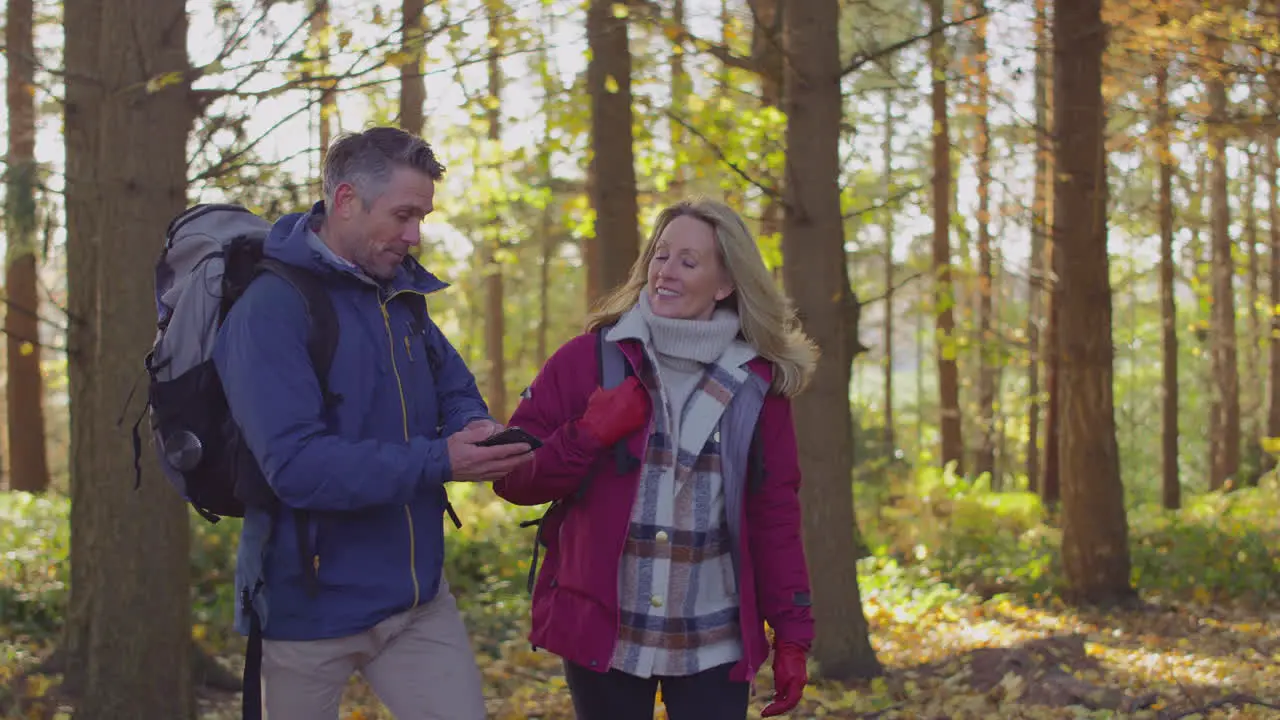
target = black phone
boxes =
[475,426,543,450]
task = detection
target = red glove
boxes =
[577,376,649,447]
[761,641,808,717]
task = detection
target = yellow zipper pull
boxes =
[403,335,416,362]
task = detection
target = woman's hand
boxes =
[761,640,808,716]
[578,376,649,446]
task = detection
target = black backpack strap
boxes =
[241,585,265,720]
[256,258,342,409]
[405,295,462,530]
[254,259,342,600]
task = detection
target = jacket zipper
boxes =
[379,293,421,608]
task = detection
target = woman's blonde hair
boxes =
[586,198,818,397]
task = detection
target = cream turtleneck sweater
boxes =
[636,291,742,428]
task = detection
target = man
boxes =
[214,126,532,719]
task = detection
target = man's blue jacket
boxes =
[213,202,491,640]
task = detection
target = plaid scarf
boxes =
[610,340,754,678]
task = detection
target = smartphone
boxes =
[475,426,543,450]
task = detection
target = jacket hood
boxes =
[265,200,449,296]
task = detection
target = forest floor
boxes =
[2,478,1278,719]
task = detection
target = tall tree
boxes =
[1245,148,1261,447]
[585,0,639,304]
[484,0,508,421]
[972,0,996,481]
[1026,0,1050,494]
[1207,35,1240,491]
[312,0,335,157]
[751,0,784,247]
[1053,0,1134,605]
[882,88,896,452]
[64,0,196,715]
[670,0,689,193]
[1156,59,1180,509]
[780,0,881,680]
[928,0,964,475]
[1267,132,1280,462]
[5,0,51,493]
[400,0,427,135]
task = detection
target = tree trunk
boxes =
[780,0,882,681]
[64,1,197,716]
[5,0,51,494]
[973,0,995,481]
[882,88,896,453]
[1244,147,1260,482]
[484,0,507,421]
[400,0,426,135]
[313,0,334,158]
[586,0,639,304]
[1267,133,1280,464]
[670,0,689,194]
[536,35,556,367]
[61,0,106,695]
[1053,0,1134,605]
[929,0,964,476]
[1207,39,1240,491]
[751,0,784,252]
[1156,62,1180,510]
[1026,0,1050,494]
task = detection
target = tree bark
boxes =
[65,0,197,716]
[5,0,51,494]
[61,0,105,696]
[400,0,426,135]
[484,0,507,421]
[780,0,882,681]
[929,0,964,476]
[1207,38,1240,491]
[1053,0,1134,605]
[586,0,639,305]
[1156,62,1180,510]
[751,0,784,252]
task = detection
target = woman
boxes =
[494,199,817,720]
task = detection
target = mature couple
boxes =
[214,126,817,720]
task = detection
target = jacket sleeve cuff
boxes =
[419,437,452,486]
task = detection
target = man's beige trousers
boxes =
[259,576,486,719]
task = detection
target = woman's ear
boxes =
[715,283,735,303]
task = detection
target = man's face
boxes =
[332,166,435,281]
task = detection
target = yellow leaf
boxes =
[605,75,619,94]
[145,70,185,93]
[19,341,34,356]
[611,3,629,19]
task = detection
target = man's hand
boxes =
[463,418,503,437]
[447,424,533,482]
[761,641,808,716]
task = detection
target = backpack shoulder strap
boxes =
[408,295,443,375]
[593,325,641,481]
[597,324,631,389]
[256,258,342,408]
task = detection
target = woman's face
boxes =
[645,215,734,321]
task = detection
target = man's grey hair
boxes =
[322,127,446,208]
